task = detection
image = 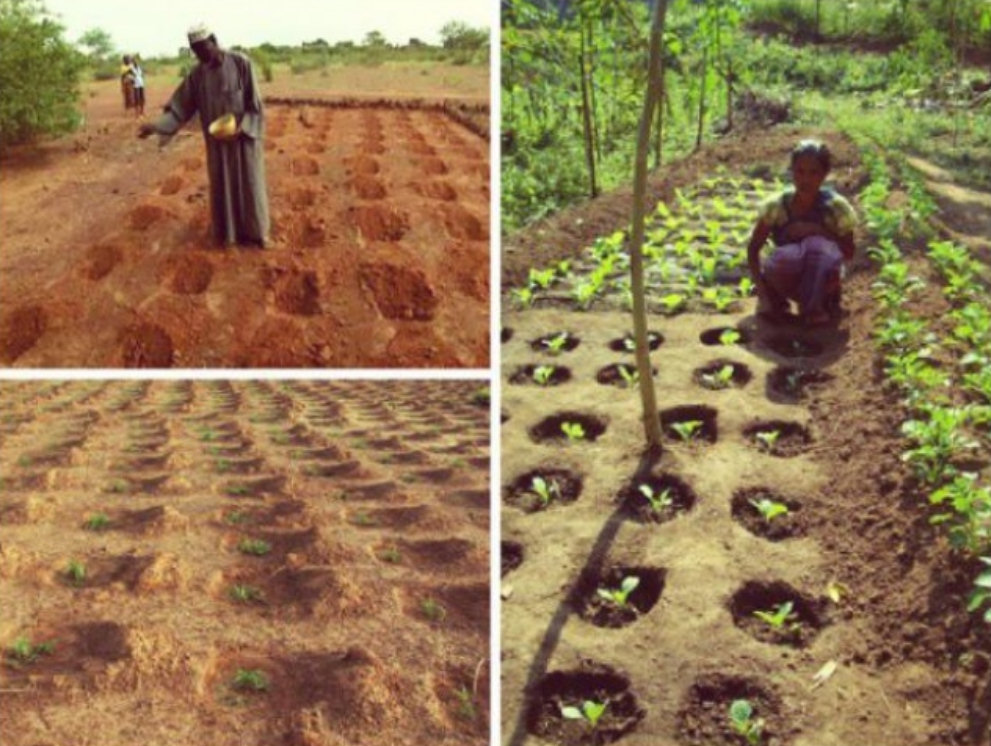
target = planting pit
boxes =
[659,405,718,444]
[572,565,666,628]
[729,580,826,648]
[502,327,514,343]
[607,331,664,353]
[742,420,811,457]
[504,468,583,513]
[699,326,751,346]
[502,540,524,576]
[730,487,806,541]
[693,359,753,390]
[618,473,697,524]
[525,663,645,745]
[0,305,47,364]
[676,673,787,746]
[595,362,657,387]
[529,412,607,444]
[509,364,573,387]
[763,335,824,359]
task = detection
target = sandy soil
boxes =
[0,380,490,746]
[0,67,490,368]
[500,132,991,745]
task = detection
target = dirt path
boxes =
[0,380,489,746]
[0,74,489,368]
[500,135,990,745]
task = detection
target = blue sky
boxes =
[42,0,493,58]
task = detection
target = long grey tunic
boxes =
[154,51,269,245]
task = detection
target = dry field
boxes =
[0,380,490,746]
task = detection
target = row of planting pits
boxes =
[502,311,840,745]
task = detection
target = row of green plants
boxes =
[861,146,991,623]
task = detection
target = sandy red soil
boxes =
[0,380,490,746]
[0,70,490,368]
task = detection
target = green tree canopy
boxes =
[0,0,85,148]
[440,20,489,50]
[78,27,114,60]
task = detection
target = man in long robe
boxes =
[139,24,269,247]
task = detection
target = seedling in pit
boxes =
[231,668,269,692]
[65,559,86,587]
[560,422,586,441]
[659,293,686,315]
[596,575,640,608]
[560,699,608,729]
[237,539,271,556]
[455,685,477,720]
[378,547,402,563]
[639,484,673,513]
[701,364,735,389]
[754,430,781,450]
[617,365,639,387]
[532,365,555,386]
[719,329,742,346]
[728,699,764,745]
[84,513,111,531]
[529,476,559,508]
[542,332,570,355]
[670,420,703,441]
[7,636,55,665]
[420,598,446,622]
[753,601,800,632]
[749,497,789,522]
[229,584,263,603]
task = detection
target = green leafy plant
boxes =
[420,598,446,622]
[749,498,789,522]
[215,458,231,472]
[231,668,269,692]
[754,430,781,450]
[617,364,639,387]
[596,575,640,607]
[659,292,686,315]
[224,510,250,525]
[351,511,377,526]
[225,484,250,496]
[639,484,673,513]
[378,547,402,563]
[670,420,703,441]
[529,476,559,508]
[455,685,477,720]
[560,422,586,441]
[542,332,571,355]
[560,699,608,729]
[728,699,764,745]
[966,557,991,624]
[237,539,271,556]
[719,329,741,346]
[701,364,735,389]
[533,365,555,386]
[84,513,110,531]
[229,584,263,603]
[753,601,800,631]
[7,636,55,665]
[65,559,86,587]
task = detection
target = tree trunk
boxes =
[629,0,669,451]
[695,43,707,151]
[579,23,598,198]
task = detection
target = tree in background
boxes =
[77,27,114,61]
[0,0,85,149]
[440,20,489,52]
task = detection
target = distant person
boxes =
[137,24,269,248]
[129,55,145,118]
[746,140,856,326]
[120,55,135,111]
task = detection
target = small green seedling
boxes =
[420,598,446,622]
[106,479,128,493]
[622,337,636,352]
[560,699,608,728]
[749,498,789,522]
[215,458,231,472]
[753,601,800,631]
[455,685,477,720]
[351,511,377,526]
[533,365,555,386]
[237,539,271,556]
[617,365,639,387]
[7,636,55,665]
[561,422,586,441]
[65,559,86,587]
[639,484,673,512]
[379,547,402,563]
[596,576,640,607]
[729,699,764,745]
[755,430,781,450]
[671,420,703,441]
[659,293,686,315]
[84,513,110,531]
[701,364,735,389]
[229,584,263,603]
[225,484,250,496]
[543,332,570,355]
[719,329,742,346]
[966,557,991,623]
[231,668,269,692]
[529,476,559,507]
[224,510,250,525]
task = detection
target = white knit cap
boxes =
[187,23,212,45]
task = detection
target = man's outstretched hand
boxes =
[137,123,157,139]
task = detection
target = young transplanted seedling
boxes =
[596,576,640,608]
[65,559,86,587]
[532,365,555,386]
[728,699,764,745]
[671,420,703,441]
[749,497,789,522]
[231,668,269,692]
[561,699,608,729]
[229,584,263,603]
[753,601,800,632]
[84,512,111,531]
[237,538,271,556]
[701,364,735,389]
[8,636,56,665]
[755,430,781,450]
[639,484,673,513]
[529,476,559,508]
[617,365,639,387]
[543,332,571,355]
[420,598,446,622]
[561,422,586,441]
[719,329,742,346]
